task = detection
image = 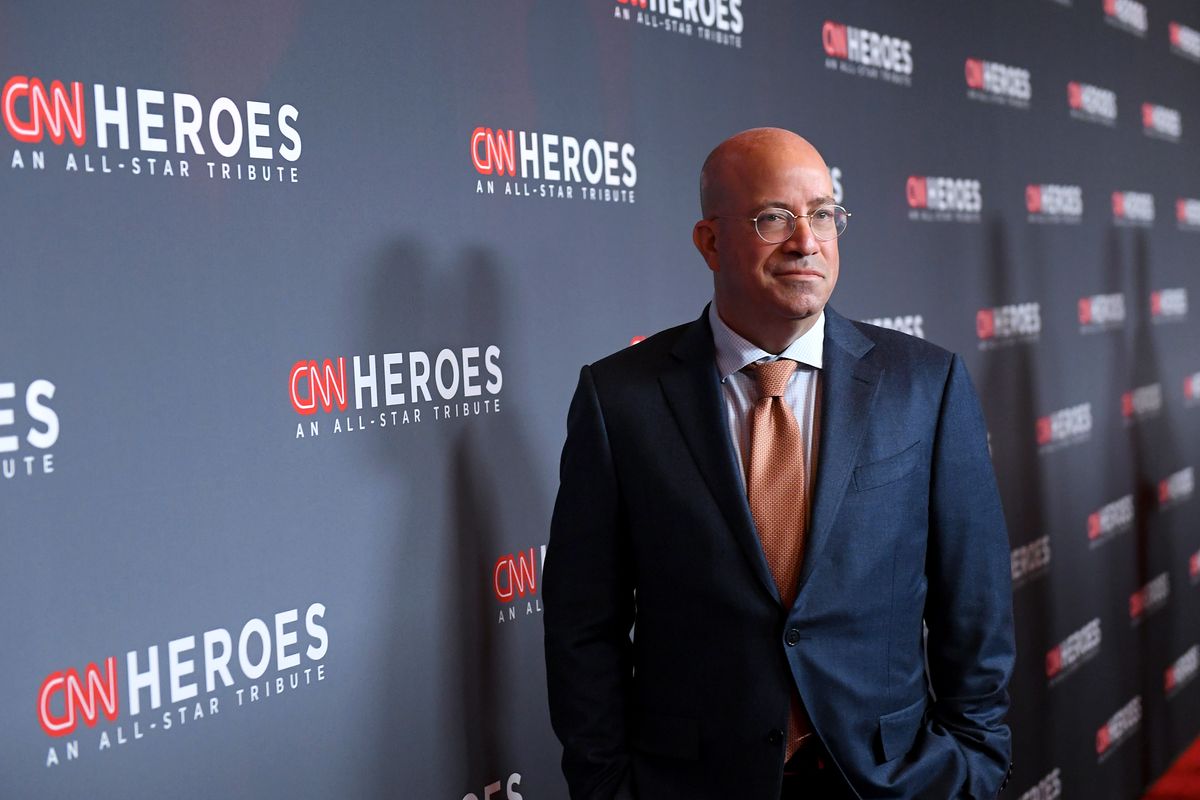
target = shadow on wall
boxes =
[361,239,551,795]
[973,216,1054,759]
[1124,229,1180,788]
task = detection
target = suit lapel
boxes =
[797,308,881,597]
[659,310,780,604]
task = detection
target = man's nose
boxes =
[782,216,820,255]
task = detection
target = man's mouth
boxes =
[774,267,824,278]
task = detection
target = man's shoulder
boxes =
[836,311,954,368]
[587,317,702,380]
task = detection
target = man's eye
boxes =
[759,212,785,224]
[813,209,833,221]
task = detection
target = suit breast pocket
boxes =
[852,441,922,492]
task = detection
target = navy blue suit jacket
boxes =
[544,306,1015,799]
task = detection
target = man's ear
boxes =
[692,220,720,274]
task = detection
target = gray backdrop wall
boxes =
[2,1,1198,798]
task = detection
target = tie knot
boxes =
[751,359,797,398]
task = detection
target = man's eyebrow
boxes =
[756,196,836,210]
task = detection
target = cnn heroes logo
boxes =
[1129,572,1170,623]
[37,602,328,768]
[1112,191,1154,226]
[613,0,744,49]
[1026,183,1082,223]
[1103,0,1147,37]
[1078,292,1126,333]
[289,346,503,439]
[1121,382,1162,422]
[3,75,301,184]
[472,127,636,204]
[464,773,525,800]
[1151,288,1188,322]
[1046,617,1101,685]
[1036,402,1092,452]
[965,58,1031,108]
[1088,493,1133,547]
[1178,198,1200,231]
[907,175,981,222]
[1158,466,1194,509]
[494,545,546,625]
[1,378,58,482]
[1096,695,1141,762]
[1017,767,1062,800]
[822,21,913,87]
[1170,22,1200,62]
[1166,645,1199,696]
[1068,81,1117,126]
[977,302,1041,348]
[1010,535,1051,587]
[1185,371,1200,407]
[862,314,925,339]
[1142,103,1182,142]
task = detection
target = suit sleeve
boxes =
[923,353,1016,798]
[543,365,637,800]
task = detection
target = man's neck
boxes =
[714,306,821,355]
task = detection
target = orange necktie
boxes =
[745,359,813,760]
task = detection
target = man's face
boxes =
[696,141,840,345]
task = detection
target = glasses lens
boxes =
[810,205,849,240]
[754,209,794,243]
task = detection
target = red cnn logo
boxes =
[1189,553,1199,578]
[493,548,539,602]
[1078,298,1093,324]
[1036,416,1052,446]
[2,76,87,146]
[1067,82,1082,110]
[1026,185,1043,214]
[1088,512,1102,540]
[1150,291,1162,316]
[906,176,927,209]
[975,309,995,340]
[1103,0,1117,16]
[1158,478,1170,504]
[1166,666,1177,691]
[629,336,646,346]
[822,21,848,58]
[1170,23,1181,47]
[38,657,119,737]
[470,127,516,177]
[1096,724,1111,754]
[1045,646,1062,678]
[1129,591,1144,619]
[1186,376,1195,401]
[289,358,348,415]
[1141,103,1155,129]
[964,59,984,90]
[1112,192,1126,217]
[1121,392,1134,417]
[1178,199,1188,222]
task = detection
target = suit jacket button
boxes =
[785,628,801,646]
[767,729,784,745]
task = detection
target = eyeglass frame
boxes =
[708,204,853,243]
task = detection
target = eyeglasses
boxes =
[713,204,852,243]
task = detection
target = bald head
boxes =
[699,128,830,217]
[691,127,840,353]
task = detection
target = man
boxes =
[543,128,1014,799]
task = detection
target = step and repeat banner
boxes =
[2,1,1198,798]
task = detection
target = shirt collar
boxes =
[708,301,825,382]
